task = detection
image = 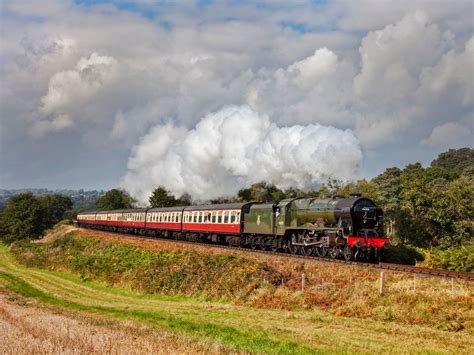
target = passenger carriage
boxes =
[146,206,184,235]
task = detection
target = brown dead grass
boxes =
[35,227,472,331]
[0,287,234,354]
[33,225,77,244]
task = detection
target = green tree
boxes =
[149,187,177,207]
[372,167,403,238]
[431,147,474,176]
[96,189,135,211]
[237,182,284,202]
[39,194,72,229]
[0,193,44,243]
[430,176,474,247]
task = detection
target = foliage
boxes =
[0,193,73,243]
[423,246,474,272]
[96,189,135,211]
[0,193,44,243]
[238,182,282,202]
[39,194,73,230]
[382,244,424,265]
[12,232,282,300]
[149,187,192,207]
[431,147,474,177]
[149,186,177,207]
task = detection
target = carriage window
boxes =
[230,211,236,223]
[236,212,240,223]
[193,212,197,223]
[223,211,229,224]
[211,212,216,223]
[217,211,222,224]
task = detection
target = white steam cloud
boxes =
[121,106,362,203]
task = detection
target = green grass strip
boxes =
[0,270,317,354]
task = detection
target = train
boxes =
[77,195,390,262]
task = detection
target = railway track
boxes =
[79,227,474,282]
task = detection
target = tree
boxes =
[39,194,72,229]
[431,148,474,176]
[96,189,135,211]
[430,176,474,247]
[372,167,403,238]
[149,187,177,207]
[0,193,44,243]
[237,182,284,202]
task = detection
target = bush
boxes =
[423,246,474,272]
[383,244,424,265]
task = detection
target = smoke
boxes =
[121,106,362,203]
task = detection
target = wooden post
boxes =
[301,273,306,292]
[413,275,416,297]
[379,271,384,295]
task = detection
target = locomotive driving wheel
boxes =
[328,246,339,259]
[315,245,328,257]
[288,233,300,254]
[342,244,353,261]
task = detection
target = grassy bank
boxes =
[9,231,474,332]
[0,240,472,353]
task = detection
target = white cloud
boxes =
[121,106,362,203]
[422,122,471,147]
[1,1,473,190]
[33,53,118,136]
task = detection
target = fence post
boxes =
[301,273,306,292]
[281,278,284,287]
[379,271,384,295]
[413,275,416,298]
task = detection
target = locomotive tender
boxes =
[77,195,390,261]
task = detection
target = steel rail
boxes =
[78,227,474,282]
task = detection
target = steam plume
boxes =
[121,106,362,203]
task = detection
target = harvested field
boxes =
[0,288,229,354]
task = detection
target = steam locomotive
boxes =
[77,195,390,262]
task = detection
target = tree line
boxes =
[1,148,472,249]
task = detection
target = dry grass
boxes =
[23,227,474,331]
[1,240,473,354]
[0,287,232,354]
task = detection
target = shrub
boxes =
[423,246,474,272]
[383,244,424,265]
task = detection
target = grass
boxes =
[0,288,229,354]
[1,231,473,353]
[11,231,473,330]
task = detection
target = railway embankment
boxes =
[9,227,474,333]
